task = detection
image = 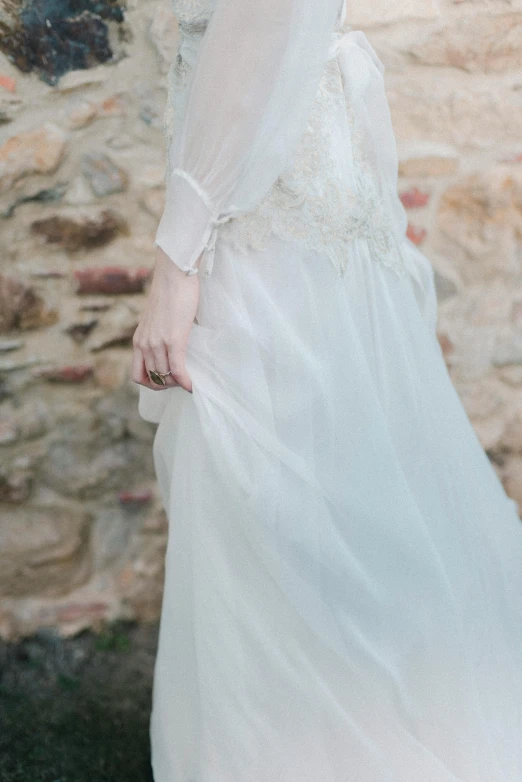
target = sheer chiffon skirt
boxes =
[139,233,522,781]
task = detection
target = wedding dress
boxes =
[138,0,522,779]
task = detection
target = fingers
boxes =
[168,344,192,393]
[142,344,178,389]
[132,347,149,386]
[131,334,172,391]
[131,333,192,393]
[130,254,199,393]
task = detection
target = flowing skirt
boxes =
[139,228,522,781]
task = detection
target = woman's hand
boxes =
[132,247,200,393]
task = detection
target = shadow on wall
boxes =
[0,0,127,85]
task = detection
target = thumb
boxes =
[174,367,193,394]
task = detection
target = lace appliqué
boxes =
[164,10,210,172]
[344,103,407,278]
[171,0,214,25]
[218,58,360,276]
[163,4,408,279]
[164,56,189,164]
[217,58,408,278]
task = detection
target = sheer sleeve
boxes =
[155,0,345,274]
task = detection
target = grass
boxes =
[0,620,158,782]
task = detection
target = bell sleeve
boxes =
[155,0,345,274]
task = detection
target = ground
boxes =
[0,620,158,782]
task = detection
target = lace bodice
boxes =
[172,0,214,25]
[217,49,406,277]
[157,0,409,278]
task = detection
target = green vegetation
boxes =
[0,621,156,782]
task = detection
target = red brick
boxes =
[406,224,427,246]
[38,364,94,383]
[118,489,153,506]
[74,266,151,295]
[0,75,16,93]
[399,187,430,209]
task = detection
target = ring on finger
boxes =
[149,369,172,386]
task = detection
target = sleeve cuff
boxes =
[155,169,217,273]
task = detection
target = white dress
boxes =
[139,1,522,779]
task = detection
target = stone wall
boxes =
[0,0,521,640]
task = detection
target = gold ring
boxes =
[149,369,171,386]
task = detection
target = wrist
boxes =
[155,246,200,278]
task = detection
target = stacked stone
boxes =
[0,0,178,641]
[0,0,521,640]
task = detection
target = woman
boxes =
[132,0,522,779]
